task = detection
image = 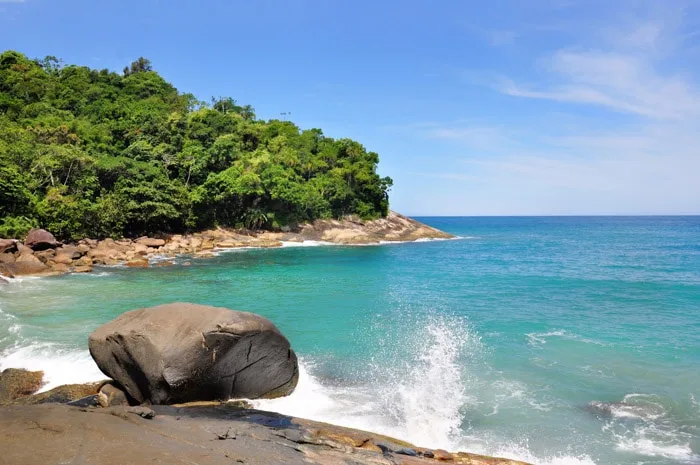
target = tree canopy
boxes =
[0,51,392,240]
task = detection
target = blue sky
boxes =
[1,0,699,215]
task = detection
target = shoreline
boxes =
[0,212,454,279]
[0,402,531,465]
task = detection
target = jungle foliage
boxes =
[0,51,392,239]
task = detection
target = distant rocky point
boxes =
[0,212,453,278]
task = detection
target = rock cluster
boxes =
[0,212,454,278]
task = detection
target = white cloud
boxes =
[499,50,700,119]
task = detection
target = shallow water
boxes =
[1,217,699,465]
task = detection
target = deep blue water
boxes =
[1,216,699,465]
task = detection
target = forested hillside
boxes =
[0,51,392,240]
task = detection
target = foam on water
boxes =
[254,315,595,465]
[593,393,700,463]
[281,240,334,247]
[0,302,104,391]
[255,315,474,448]
[526,330,608,347]
[0,342,103,391]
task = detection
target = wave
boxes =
[254,314,476,450]
[0,342,104,391]
[526,330,607,347]
[591,393,699,463]
[478,444,596,465]
[589,394,667,421]
[281,240,334,247]
[253,316,595,465]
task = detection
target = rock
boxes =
[74,256,93,267]
[0,404,532,465]
[11,381,104,405]
[0,238,18,253]
[53,253,74,265]
[24,229,59,250]
[82,238,98,247]
[127,406,156,419]
[0,261,50,277]
[126,258,149,268]
[88,303,299,404]
[0,369,44,404]
[98,382,130,407]
[433,449,453,461]
[56,245,84,259]
[252,240,283,248]
[50,263,70,273]
[155,261,174,267]
[16,252,42,264]
[189,237,203,249]
[133,243,149,255]
[136,237,166,247]
[215,240,247,248]
[0,253,15,264]
[72,265,93,273]
[76,243,91,254]
[16,243,31,254]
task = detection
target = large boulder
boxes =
[0,261,50,277]
[88,303,299,405]
[24,229,59,251]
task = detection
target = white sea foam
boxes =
[255,315,475,450]
[75,271,113,278]
[253,316,592,465]
[0,343,104,391]
[281,240,334,247]
[477,443,597,465]
[593,393,699,462]
[526,330,606,347]
[615,435,696,461]
[256,359,596,465]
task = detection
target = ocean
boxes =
[1,216,698,465]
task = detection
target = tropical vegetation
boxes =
[0,51,392,240]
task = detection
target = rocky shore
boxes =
[0,212,453,278]
[0,402,530,465]
[0,302,530,465]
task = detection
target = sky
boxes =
[1,0,699,216]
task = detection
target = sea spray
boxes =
[254,313,480,450]
[377,314,476,449]
[0,342,104,390]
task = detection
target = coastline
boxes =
[0,211,454,279]
[0,402,531,465]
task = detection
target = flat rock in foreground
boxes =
[88,303,298,404]
[0,403,531,465]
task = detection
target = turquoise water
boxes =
[1,217,699,464]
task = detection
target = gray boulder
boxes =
[88,303,298,405]
[24,229,59,250]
